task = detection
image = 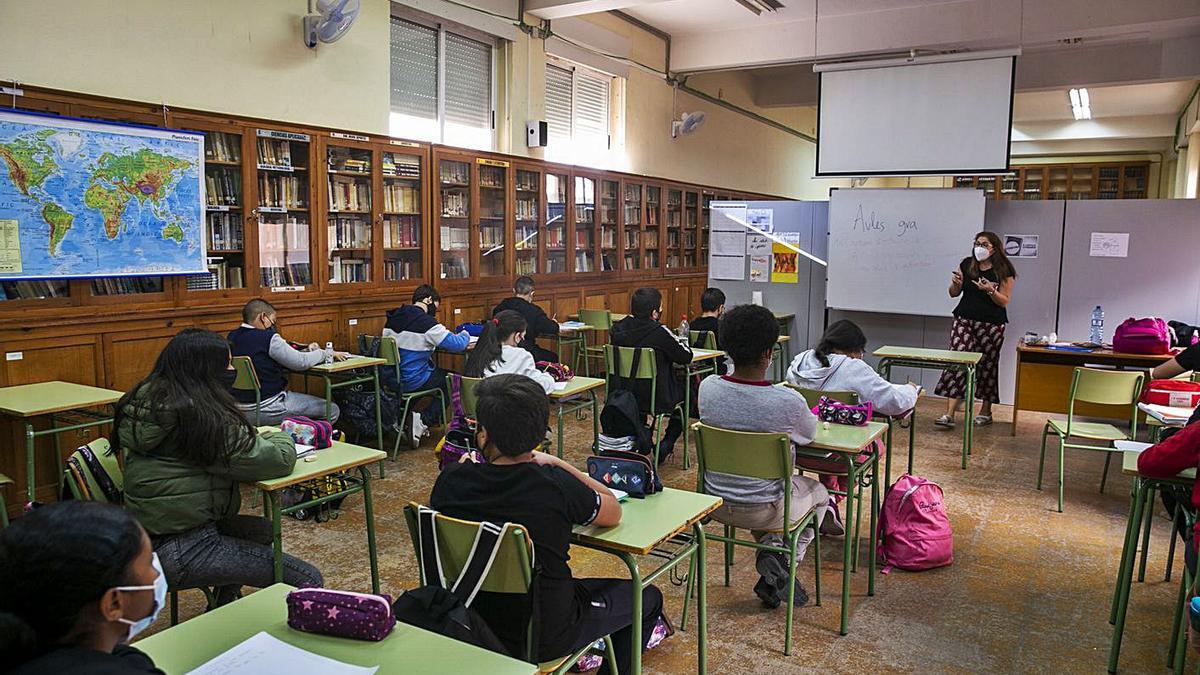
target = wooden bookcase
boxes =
[954,162,1151,200]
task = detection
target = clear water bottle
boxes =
[324,341,334,364]
[676,315,690,340]
[1090,306,1104,344]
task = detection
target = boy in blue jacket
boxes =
[383,284,470,439]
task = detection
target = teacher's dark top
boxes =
[954,258,1007,325]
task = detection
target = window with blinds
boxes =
[545,59,613,165]
[388,15,494,150]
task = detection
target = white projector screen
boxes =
[816,56,1015,176]
[826,188,985,317]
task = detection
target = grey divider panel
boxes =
[807,201,830,353]
[983,200,1066,404]
[1059,200,1200,342]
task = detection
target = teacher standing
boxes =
[934,231,1017,429]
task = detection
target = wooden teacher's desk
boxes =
[1012,344,1172,435]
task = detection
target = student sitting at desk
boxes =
[0,501,166,675]
[431,374,667,675]
[117,328,323,608]
[384,284,471,432]
[492,275,559,364]
[1138,422,1200,630]
[699,304,834,609]
[610,287,693,464]
[228,298,347,426]
[690,287,727,375]
[464,310,557,394]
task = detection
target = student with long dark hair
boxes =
[115,328,322,607]
[464,310,556,393]
[1,501,166,674]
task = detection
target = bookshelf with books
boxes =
[514,165,541,276]
[600,179,619,274]
[682,188,700,271]
[189,126,248,292]
[621,181,642,273]
[574,175,598,274]
[643,184,662,271]
[323,142,373,285]
[436,154,472,281]
[665,187,683,271]
[955,162,1152,200]
[545,171,570,276]
[382,148,424,283]
[700,190,715,263]
[255,128,313,291]
[477,159,509,279]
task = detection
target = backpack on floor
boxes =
[435,374,484,470]
[599,347,655,456]
[877,474,953,573]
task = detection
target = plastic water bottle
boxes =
[676,315,690,339]
[324,341,334,364]
[1090,306,1104,344]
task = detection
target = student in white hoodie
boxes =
[464,310,557,394]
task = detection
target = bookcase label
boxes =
[5,352,22,361]
[331,132,370,142]
[258,207,287,214]
[477,158,509,168]
[257,129,310,142]
[271,285,306,292]
[390,140,421,148]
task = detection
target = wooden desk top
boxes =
[0,381,123,417]
[254,429,386,490]
[1016,343,1173,364]
[572,487,722,556]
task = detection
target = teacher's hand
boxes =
[973,278,996,294]
[951,270,963,286]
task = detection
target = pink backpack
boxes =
[1112,317,1172,355]
[877,475,953,573]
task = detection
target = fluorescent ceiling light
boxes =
[1068,87,1091,120]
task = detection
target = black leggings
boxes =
[563,579,664,675]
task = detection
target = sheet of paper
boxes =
[1003,234,1038,258]
[551,381,568,392]
[559,321,586,329]
[778,232,801,246]
[749,255,771,282]
[711,230,744,256]
[709,255,745,281]
[746,234,770,256]
[746,208,773,234]
[186,631,379,675]
[1114,440,1153,453]
[1089,232,1129,258]
[295,444,315,457]
[710,203,747,231]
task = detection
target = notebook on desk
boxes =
[1139,402,1194,426]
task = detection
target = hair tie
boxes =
[493,318,500,326]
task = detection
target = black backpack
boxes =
[601,346,655,456]
[392,507,520,658]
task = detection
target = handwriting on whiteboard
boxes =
[852,205,918,238]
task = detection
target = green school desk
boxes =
[304,355,386,462]
[0,381,124,501]
[572,488,722,675]
[549,376,605,458]
[136,584,537,675]
[800,419,889,636]
[874,345,982,470]
[1108,450,1196,674]
[254,429,386,594]
[547,323,590,375]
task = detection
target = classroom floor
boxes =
[149,399,1183,674]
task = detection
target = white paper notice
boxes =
[779,232,801,247]
[746,235,770,256]
[551,381,568,392]
[746,209,773,234]
[710,255,746,281]
[749,255,771,282]
[711,204,748,232]
[711,231,744,256]
[1089,232,1129,258]
[186,632,379,675]
[1003,234,1038,258]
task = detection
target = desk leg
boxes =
[360,465,380,595]
[591,392,600,451]
[1137,486,1156,583]
[884,420,894,488]
[372,368,383,452]
[324,376,333,424]
[839,457,856,636]
[269,490,284,584]
[1108,477,1148,673]
[581,332,590,377]
[683,375,691,471]
[868,453,879,598]
[694,520,708,675]
[962,365,975,470]
[618,552,644,675]
[556,402,565,459]
[24,422,35,502]
[907,409,916,476]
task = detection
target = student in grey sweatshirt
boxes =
[785,320,920,417]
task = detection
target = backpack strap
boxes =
[417,506,448,589]
[448,521,506,607]
[449,374,466,421]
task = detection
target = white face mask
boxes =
[114,552,167,641]
[973,246,990,262]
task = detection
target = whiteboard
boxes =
[826,189,985,317]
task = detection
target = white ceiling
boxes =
[1013,80,1198,122]
[618,0,815,35]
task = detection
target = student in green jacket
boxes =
[115,328,322,606]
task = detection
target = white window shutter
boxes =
[574,69,610,152]
[443,32,492,133]
[389,18,438,122]
[545,64,574,148]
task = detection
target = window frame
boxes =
[545,55,620,163]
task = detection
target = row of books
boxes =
[479,166,505,189]
[441,192,468,217]
[383,218,420,248]
[383,184,419,213]
[623,206,642,225]
[328,176,371,212]
[207,213,245,250]
[545,256,568,274]
[257,139,300,168]
[261,263,312,287]
[187,262,245,290]
[515,226,537,250]
[1,280,68,301]
[514,256,536,275]
[439,226,470,251]
[516,198,538,220]
[382,155,420,178]
[623,253,640,271]
[91,277,164,295]
[575,252,594,273]
[205,132,241,163]
[385,258,420,280]
[576,230,593,247]
[440,163,469,185]
[601,253,617,272]
[684,232,696,248]
[259,175,307,209]
[205,168,241,206]
[573,206,595,221]
[480,258,505,276]
[258,219,310,252]
[329,257,370,283]
[644,251,660,268]
[515,174,538,192]
[646,208,660,227]
[600,208,618,225]
[480,226,504,249]
[327,150,370,174]
[328,216,372,249]
[667,212,682,227]
[440,258,469,279]
[625,231,638,249]
[623,185,641,202]
[545,228,565,248]
[600,228,616,248]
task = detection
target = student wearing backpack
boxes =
[228,299,349,425]
[464,310,557,394]
[116,329,323,608]
[610,287,693,464]
[0,501,166,675]
[431,374,667,674]
[492,275,560,364]
[698,304,835,609]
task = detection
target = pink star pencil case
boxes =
[286,588,395,641]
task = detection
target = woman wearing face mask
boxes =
[114,328,323,609]
[934,231,1017,429]
[0,500,167,674]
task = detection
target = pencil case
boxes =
[286,588,395,641]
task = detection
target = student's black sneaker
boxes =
[755,549,787,608]
[786,579,810,607]
[754,576,781,609]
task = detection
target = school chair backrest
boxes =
[693,423,795,530]
[689,330,717,350]
[783,384,860,409]
[459,375,483,417]
[604,345,658,380]
[1066,367,1144,435]
[579,308,613,331]
[63,438,124,503]
[230,356,262,425]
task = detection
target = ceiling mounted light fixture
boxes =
[1068,87,1091,120]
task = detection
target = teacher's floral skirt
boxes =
[934,316,1006,404]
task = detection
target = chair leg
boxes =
[1057,438,1066,513]
[1100,452,1113,494]
[724,525,733,587]
[680,553,695,631]
[604,635,620,675]
[1036,425,1050,491]
[1168,508,1181,583]
[812,519,822,608]
[1138,486,1157,584]
[852,479,864,573]
[784,533,799,657]
[170,590,179,625]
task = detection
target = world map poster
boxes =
[0,110,205,280]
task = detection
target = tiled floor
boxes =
[149,400,1184,674]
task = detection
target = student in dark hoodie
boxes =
[384,284,471,428]
[610,287,693,463]
[689,287,727,375]
[492,275,559,363]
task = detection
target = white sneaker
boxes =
[410,412,428,448]
[934,415,955,429]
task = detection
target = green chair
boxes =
[403,503,617,674]
[1037,367,1145,513]
[688,330,720,381]
[0,473,13,528]
[458,375,483,418]
[230,356,262,426]
[692,423,821,656]
[604,344,686,466]
[579,308,614,377]
[62,438,214,625]
[368,335,448,461]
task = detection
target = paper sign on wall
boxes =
[710,255,745,280]
[1004,234,1038,258]
[1089,232,1129,258]
[746,235,770,255]
[749,255,771,282]
[746,209,774,234]
[711,231,745,256]
[772,242,798,283]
